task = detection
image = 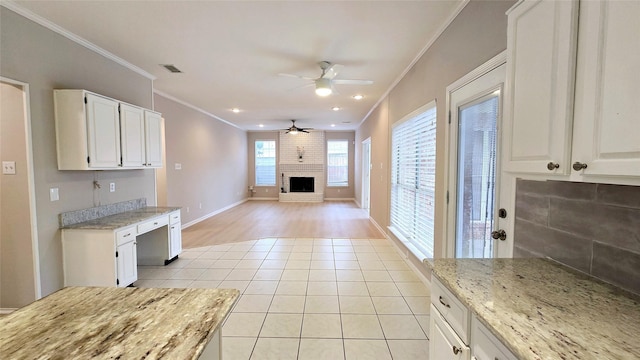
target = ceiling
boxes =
[11,1,464,131]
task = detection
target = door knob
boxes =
[491,229,507,241]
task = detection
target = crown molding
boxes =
[1,1,156,80]
[153,90,245,131]
[358,0,470,127]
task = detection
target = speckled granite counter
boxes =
[62,206,180,230]
[430,258,640,360]
[0,286,239,359]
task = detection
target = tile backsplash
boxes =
[514,179,640,295]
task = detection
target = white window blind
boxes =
[327,140,349,186]
[390,103,437,258]
[255,140,276,186]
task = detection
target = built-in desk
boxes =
[0,286,239,359]
[61,207,181,287]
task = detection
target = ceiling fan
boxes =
[279,61,373,96]
[283,120,312,134]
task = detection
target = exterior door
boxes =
[447,62,507,258]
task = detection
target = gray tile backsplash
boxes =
[514,179,640,295]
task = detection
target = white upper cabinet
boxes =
[120,103,146,168]
[572,0,640,178]
[54,89,163,170]
[503,0,579,175]
[504,0,639,182]
[144,110,163,168]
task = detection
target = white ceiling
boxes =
[11,0,464,131]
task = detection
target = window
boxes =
[255,140,276,186]
[327,140,349,186]
[389,102,437,258]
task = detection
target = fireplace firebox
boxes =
[290,177,314,193]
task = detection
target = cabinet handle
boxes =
[171,226,175,229]
[154,222,158,225]
[452,346,461,355]
[123,233,131,238]
[546,162,559,171]
[572,162,588,171]
[439,296,451,308]
[133,242,137,245]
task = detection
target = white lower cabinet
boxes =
[116,238,137,287]
[169,210,182,260]
[431,276,516,360]
[431,304,470,360]
[471,316,517,360]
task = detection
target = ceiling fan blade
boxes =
[278,73,315,81]
[287,82,315,92]
[333,79,374,85]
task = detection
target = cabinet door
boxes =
[120,104,146,168]
[117,240,137,287]
[144,111,163,167]
[86,93,121,168]
[471,316,517,360]
[430,305,470,360]
[503,0,579,175]
[572,0,640,177]
[169,223,182,259]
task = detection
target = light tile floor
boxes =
[135,237,431,359]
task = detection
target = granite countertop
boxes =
[0,286,240,360]
[430,258,640,360]
[62,206,180,230]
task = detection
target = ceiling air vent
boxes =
[161,64,182,73]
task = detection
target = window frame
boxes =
[326,139,350,187]
[254,139,276,186]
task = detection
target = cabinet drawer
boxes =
[431,305,471,360]
[137,215,168,234]
[116,227,137,246]
[431,276,471,344]
[471,315,517,360]
[169,211,181,225]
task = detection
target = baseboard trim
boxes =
[1,308,17,315]
[182,199,247,229]
[324,198,356,201]
[369,217,431,288]
[247,197,278,201]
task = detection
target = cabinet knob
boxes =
[572,162,588,171]
[452,346,462,355]
[491,229,507,240]
[546,162,560,171]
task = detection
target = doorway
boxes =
[361,138,371,214]
[0,78,41,309]
[445,54,508,258]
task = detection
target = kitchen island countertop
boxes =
[429,258,640,360]
[0,286,239,359]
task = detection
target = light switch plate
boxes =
[50,188,59,202]
[2,161,16,175]
[175,163,182,170]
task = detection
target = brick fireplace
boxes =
[278,131,324,202]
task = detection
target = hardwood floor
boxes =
[182,200,384,248]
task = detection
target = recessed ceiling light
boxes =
[332,107,340,111]
[352,94,364,100]
[331,124,336,127]
[161,64,182,73]
[231,108,240,113]
[258,124,264,128]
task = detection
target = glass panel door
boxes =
[455,95,499,258]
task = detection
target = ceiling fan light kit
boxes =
[315,78,332,96]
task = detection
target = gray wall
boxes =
[1,82,36,308]
[1,8,156,298]
[514,179,640,295]
[356,0,515,258]
[154,94,248,225]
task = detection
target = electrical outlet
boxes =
[175,163,182,170]
[199,203,202,209]
[2,161,16,175]
[265,189,269,193]
[109,183,116,192]
[186,207,190,213]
